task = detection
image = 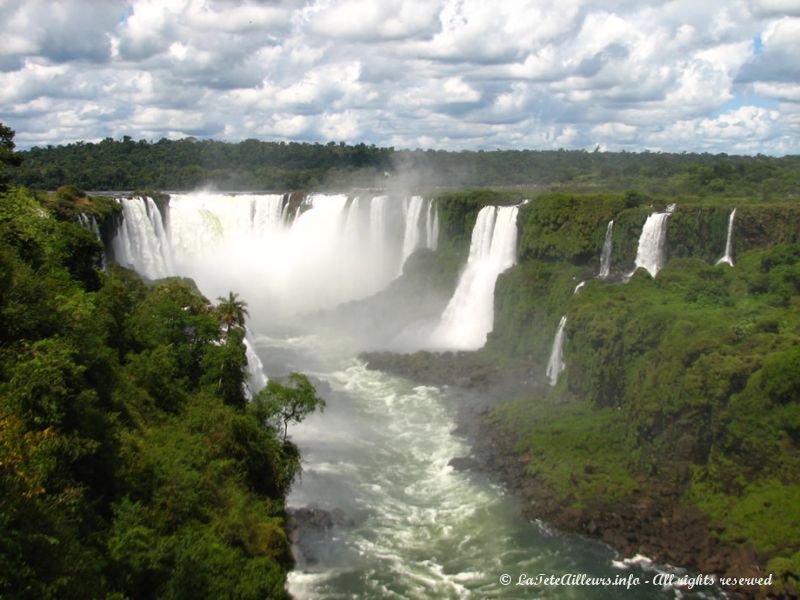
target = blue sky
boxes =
[1,0,799,154]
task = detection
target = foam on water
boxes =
[279,339,679,599]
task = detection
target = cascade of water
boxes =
[431,205,519,350]
[716,207,737,267]
[91,215,107,270]
[169,193,285,253]
[630,210,672,278]
[344,196,362,239]
[370,195,389,247]
[111,192,414,322]
[573,281,586,295]
[90,215,101,240]
[280,194,292,222]
[427,200,439,251]
[400,195,426,270]
[546,315,567,386]
[598,220,614,278]
[146,196,172,268]
[243,329,268,399]
[77,213,105,265]
[112,197,173,279]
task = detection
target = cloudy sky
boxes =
[1,0,799,154]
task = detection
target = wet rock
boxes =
[288,506,355,532]
[287,506,356,568]
[448,456,478,471]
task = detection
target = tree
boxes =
[253,374,325,441]
[0,123,21,191]
[216,291,248,337]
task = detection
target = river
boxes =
[110,191,720,599]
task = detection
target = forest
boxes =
[0,126,323,598]
[10,134,800,198]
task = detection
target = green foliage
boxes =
[492,239,800,583]
[518,192,627,263]
[688,480,800,555]
[0,123,21,191]
[495,398,638,507]
[0,185,309,598]
[623,189,645,208]
[9,132,800,198]
[254,373,326,442]
[489,258,586,361]
[215,291,249,336]
[665,206,730,263]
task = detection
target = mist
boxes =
[114,190,449,349]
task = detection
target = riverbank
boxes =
[472,410,769,600]
[361,352,790,600]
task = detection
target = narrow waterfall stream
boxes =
[545,315,568,387]
[716,208,737,266]
[598,220,614,278]
[111,193,716,599]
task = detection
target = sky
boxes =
[1,0,799,154]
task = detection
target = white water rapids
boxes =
[111,193,716,599]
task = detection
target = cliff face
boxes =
[483,193,800,597]
[428,190,800,596]
[667,203,800,263]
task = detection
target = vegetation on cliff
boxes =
[0,162,321,596]
[395,186,800,594]
[489,196,800,594]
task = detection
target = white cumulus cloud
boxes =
[0,0,797,153]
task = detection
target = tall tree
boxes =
[0,123,21,191]
[216,291,249,337]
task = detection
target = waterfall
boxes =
[630,209,672,278]
[243,330,268,399]
[77,212,101,240]
[110,192,425,321]
[426,199,439,251]
[400,195,426,271]
[546,315,567,386]
[344,196,362,240]
[78,213,106,269]
[431,205,519,350]
[112,196,173,279]
[573,281,586,295]
[716,208,736,267]
[598,220,614,278]
[370,195,389,247]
